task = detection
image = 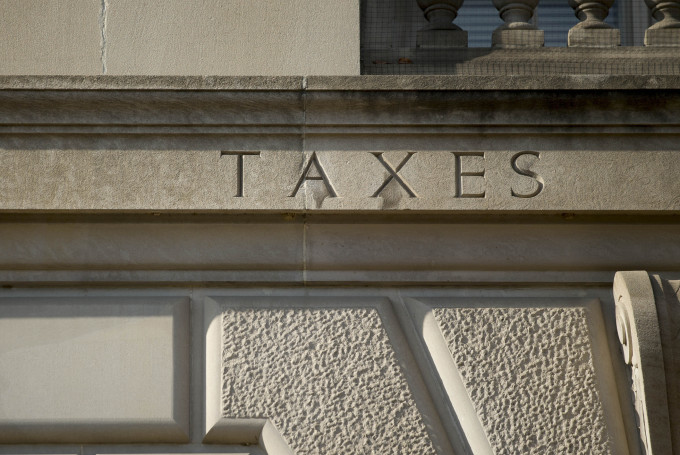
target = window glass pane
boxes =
[456,0,503,47]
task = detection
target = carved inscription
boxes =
[289,152,337,198]
[220,150,545,199]
[511,151,544,198]
[372,152,417,198]
[452,152,486,198]
[220,151,261,197]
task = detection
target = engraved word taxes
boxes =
[220,151,544,198]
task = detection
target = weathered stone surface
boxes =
[492,29,544,48]
[653,276,680,455]
[432,304,615,454]
[0,148,680,213]
[306,74,680,91]
[0,222,303,271]
[613,271,680,455]
[3,75,680,91]
[362,47,680,75]
[646,29,680,46]
[204,297,449,454]
[1,221,680,286]
[569,29,621,47]
[0,82,678,213]
[0,149,679,212]
[0,0,101,75]
[0,297,190,443]
[105,0,360,76]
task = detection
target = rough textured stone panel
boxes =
[221,306,437,455]
[433,306,612,455]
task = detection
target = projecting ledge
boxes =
[2,74,680,92]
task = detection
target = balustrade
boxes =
[492,0,544,47]
[416,0,468,47]
[645,0,680,45]
[412,0,680,47]
[568,0,620,46]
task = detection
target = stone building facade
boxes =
[0,1,679,454]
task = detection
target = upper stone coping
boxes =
[1,75,680,91]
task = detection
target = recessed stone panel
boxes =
[0,297,190,443]
[204,297,448,454]
[424,299,623,455]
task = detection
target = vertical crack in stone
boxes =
[301,76,308,210]
[99,0,108,74]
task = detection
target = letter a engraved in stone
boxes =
[371,152,417,198]
[289,152,338,197]
[221,151,261,197]
[511,151,544,198]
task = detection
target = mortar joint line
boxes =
[99,0,108,75]
[302,218,308,287]
[301,76,308,286]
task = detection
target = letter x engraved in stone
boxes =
[371,152,417,198]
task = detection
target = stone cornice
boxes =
[0,83,679,214]
[2,74,680,91]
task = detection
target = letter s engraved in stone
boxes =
[221,151,261,197]
[511,151,544,198]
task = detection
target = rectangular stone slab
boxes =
[0,149,678,212]
[0,297,190,443]
[0,79,678,214]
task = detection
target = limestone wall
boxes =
[0,0,360,76]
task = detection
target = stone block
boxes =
[0,223,303,272]
[492,29,544,48]
[0,297,190,443]
[569,29,621,47]
[105,0,360,76]
[204,297,451,454]
[403,297,630,455]
[416,30,468,48]
[645,28,680,46]
[0,0,101,75]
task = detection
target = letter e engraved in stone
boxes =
[221,151,261,197]
[289,152,338,197]
[371,152,417,198]
[452,152,486,198]
[511,151,544,198]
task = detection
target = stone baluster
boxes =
[491,0,544,48]
[416,0,468,47]
[568,0,620,46]
[644,0,680,46]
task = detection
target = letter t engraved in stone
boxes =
[289,152,338,198]
[221,151,261,197]
[371,152,417,198]
[452,152,486,198]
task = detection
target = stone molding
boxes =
[0,79,679,214]
[2,74,680,91]
[0,221,679,287]
[613,271,680,454]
